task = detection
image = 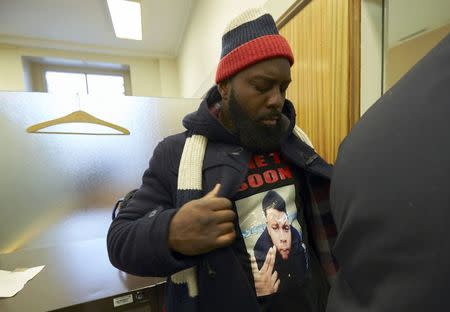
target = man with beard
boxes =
[107,7,337,312]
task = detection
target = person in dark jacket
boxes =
[107,7,338,312]
[327,34,450,312]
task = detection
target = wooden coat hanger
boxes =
[26,110,130,135]
[26,94,130,135]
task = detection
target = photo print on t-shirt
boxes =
[235,184,308,297]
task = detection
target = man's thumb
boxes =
[204,183,221,198]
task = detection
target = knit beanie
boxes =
[215,7,294,84]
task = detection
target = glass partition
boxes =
[0,92,199,253]
[384,0,450,91]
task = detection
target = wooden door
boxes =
[279,0,360,163]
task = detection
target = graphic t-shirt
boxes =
[232,152,329,312]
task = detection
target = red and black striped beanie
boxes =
[215,7,294,84]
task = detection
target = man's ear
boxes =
[217,80,230,101]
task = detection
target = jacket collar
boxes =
[282,134,332,179]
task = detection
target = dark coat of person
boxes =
[327,33,450,312]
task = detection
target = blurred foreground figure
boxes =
[327,34,450,312]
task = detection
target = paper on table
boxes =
[0,266,45,297]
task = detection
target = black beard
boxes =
[228,90,287,152]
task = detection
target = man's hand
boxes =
[168,184,236,256]
[251,246,280,296]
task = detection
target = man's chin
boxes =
[279,250,290,260]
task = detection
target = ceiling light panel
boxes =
[107,0,142,40]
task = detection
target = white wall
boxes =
[177,0,297,98]
[264,0,299,21]
[21,56,33,92]
[158,59,181,97]
[128,58,161,97]
[0,46,25,91]
[360,0,383,115]
[0,45,180,97]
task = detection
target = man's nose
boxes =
[266,86,284,109]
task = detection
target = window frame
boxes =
[30,63,132,96]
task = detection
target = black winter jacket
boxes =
[107,87,338,312]
[327,33,450,312]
